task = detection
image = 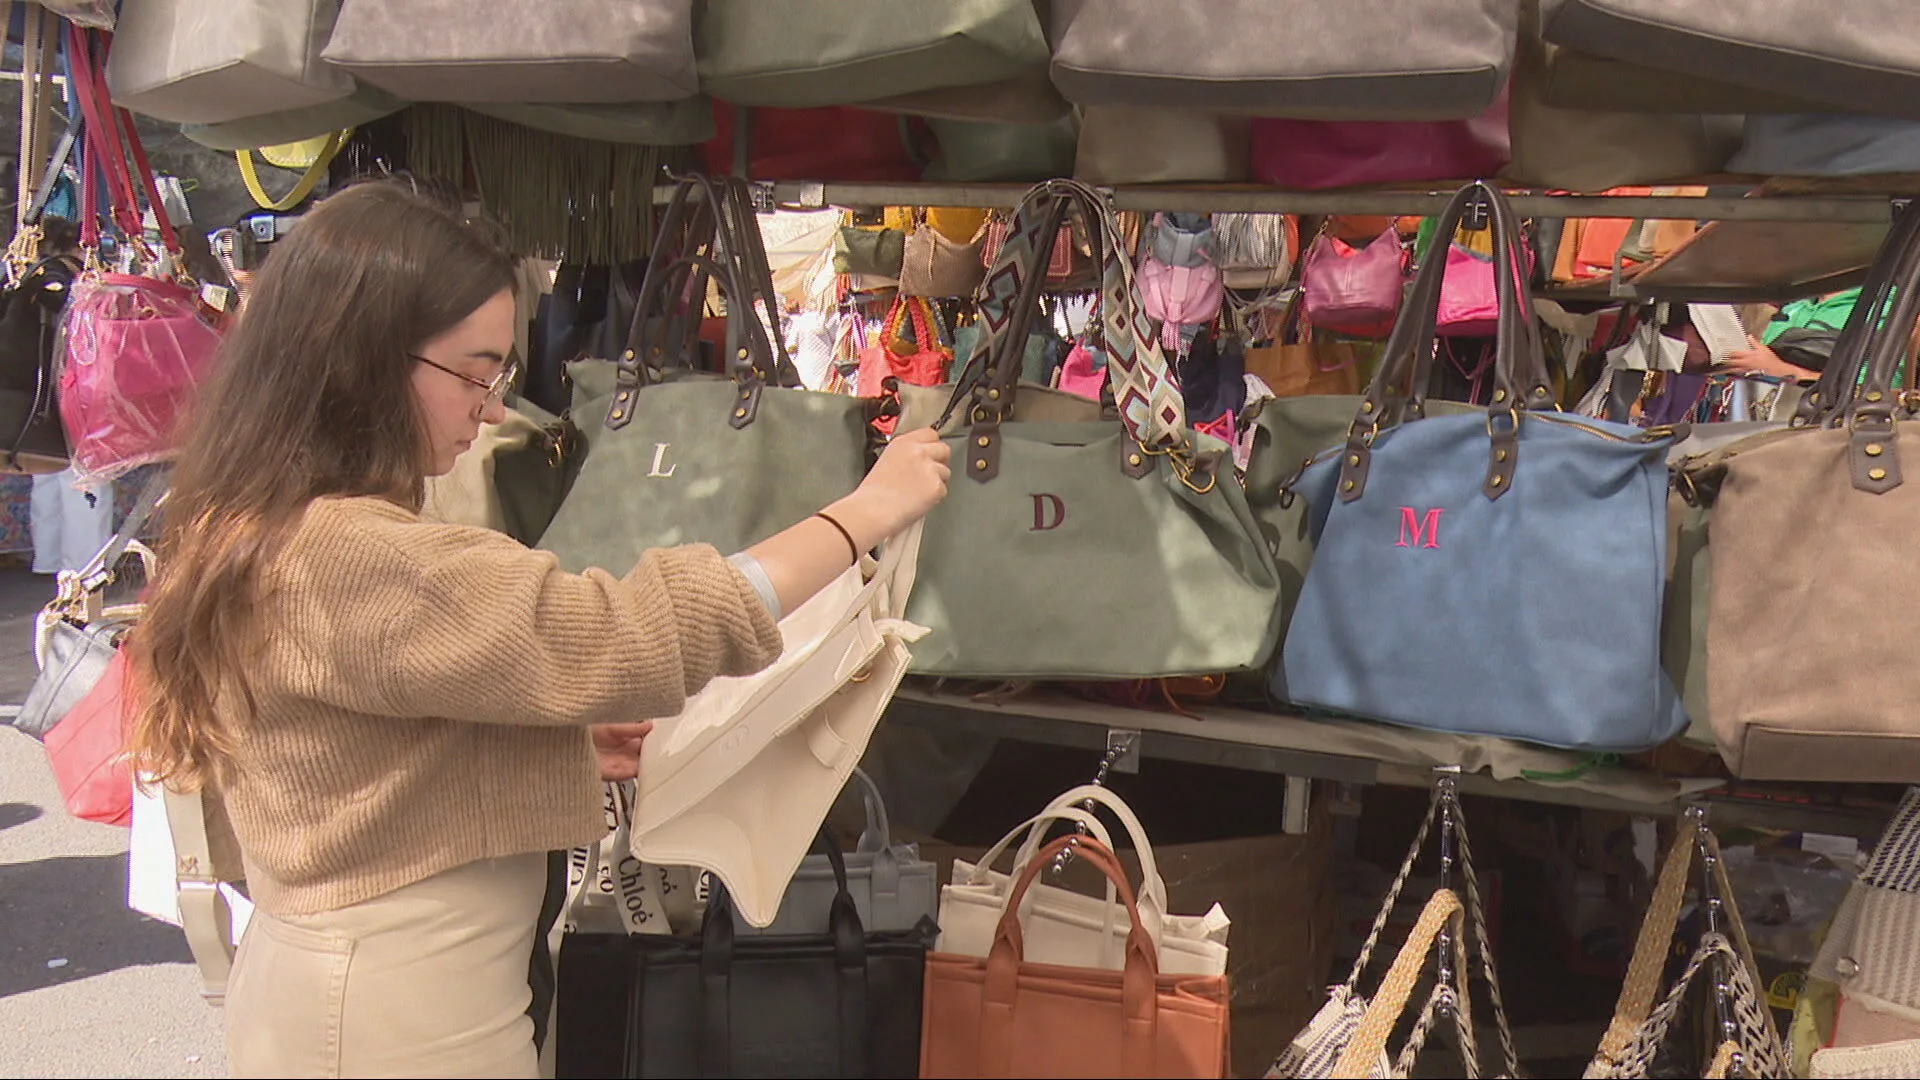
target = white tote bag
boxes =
[107,0,356,125]
[126,780,253,1002]
[937,783,1232,976]
[628,522,927,929]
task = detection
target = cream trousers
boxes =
[226,852,548,1079]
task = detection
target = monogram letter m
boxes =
[1397,507,1442,549]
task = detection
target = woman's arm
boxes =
[741,427,950,616]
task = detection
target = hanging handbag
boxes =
[732,768,937,937]
[106,0,355,125]
[321,0,696,102]
[1251,89,1512,190]
[624,522,926,929]
[1584,810,1788,1080]
[1050,0,1515,117]
[857,296,953,399]
[921,834,1233,1079]
[1266,775,1518,1080]
[15,474,165,741]
[0,254,77,475]
[1301,226,1405,340]
[1074,106,1252,184]
[1672,204,1920,780]
[905,179,1283,679]
[1541,0,1920,121]
[1214,213,1298,291]
[835,225,908,280]
[567,830,936,1079]
[938,785,1232,977]
[60,29,223,485]
[694,0,1048,108]
[1279,182,1688,752]
[536,175,872,566]
[900,216,986,298]
[1436,242,1502,338]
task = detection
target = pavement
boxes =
[0,562,227,1079]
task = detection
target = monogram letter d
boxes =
[1031,494,1066,531]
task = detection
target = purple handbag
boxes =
[1302,227,1405,339]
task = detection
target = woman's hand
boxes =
[827,427,952,549]
[1722,334,1819,382]
[592,721,653,782]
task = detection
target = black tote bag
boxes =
[556,834,935,1079]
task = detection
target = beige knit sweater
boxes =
[223,496,784,917]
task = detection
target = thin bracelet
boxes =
[813,511,861,567]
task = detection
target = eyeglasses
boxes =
[411,354,518,405]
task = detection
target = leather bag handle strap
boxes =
[1793,200,1920,427]
[981,834,1158,1080]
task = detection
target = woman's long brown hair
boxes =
[129,180,515,788]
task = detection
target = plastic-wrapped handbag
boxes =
[1584,808,1788,1080]
[1266,774,1518,1079]
[60,28,223,485]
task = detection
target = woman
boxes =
[127,180,950,1078]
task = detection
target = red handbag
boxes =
[1251,86,1511,190]
[44,647,134,826]
[61,27,223,484]
[704,102,928,181]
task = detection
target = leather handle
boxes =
[980,834,1159,1080]
[1844,205,1920,493]
[1794,200,1920,428]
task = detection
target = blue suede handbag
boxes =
[1277,182,1688,752]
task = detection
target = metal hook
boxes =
[1687,805,1741,1057]
[1050,732,1139,878]
[1432,766,1463,1016]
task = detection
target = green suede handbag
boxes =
[535,175,871,570]
[904,180,1283,678]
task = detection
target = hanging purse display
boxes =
[60,28,223,485]
[322,0,697,102]
[1673,200,1920,781]
[732,767,937,938]
[106,0,355,125]
[1279,182,1687,752]
[899,212,986,298]
[1266,774,1518,1080]
[905,179,1283,679]
[1584,809,1788,1080]
[536,174,872,566]
[920,834,1233,1080]
[1049,0,1517,119]
[567,831,936,1079]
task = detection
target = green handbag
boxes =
[834,227,907,278]
[534,175,872,570]
[696,0,1050,108]
[921,115,1080,183]
[905,180,1283,678]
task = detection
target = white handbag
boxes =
[628,522,927,929]
[937,783,1231,977]
[106,0,356,125]
[125,780,252,1002]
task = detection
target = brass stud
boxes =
[976,436,990,448]
[1868,442,1885,457]
[1871,466,1889,482]
[1347,453,1361,466]
[611,409,626,420]
[651,346,662,356]
[1490,474,1505,488]
[1495,448,1509,462]
[1128,453,1143,466]
[1342,480,1356,492]
[1493,389,1508,403]
[737,347,750,360]
[975,459,988,470]
[1361,401,1375,413]
[734,408,748,419]
[622,349,635,361]
[988,388,1001,400]
[1867,390,1886,402]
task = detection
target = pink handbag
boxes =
[1138,257,1224,351]
[1055,342,1106,400]
[1250,87,1511,190]
[1301,227,1405,339]
[61,27,222,482]
[1437,236,1535,338]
